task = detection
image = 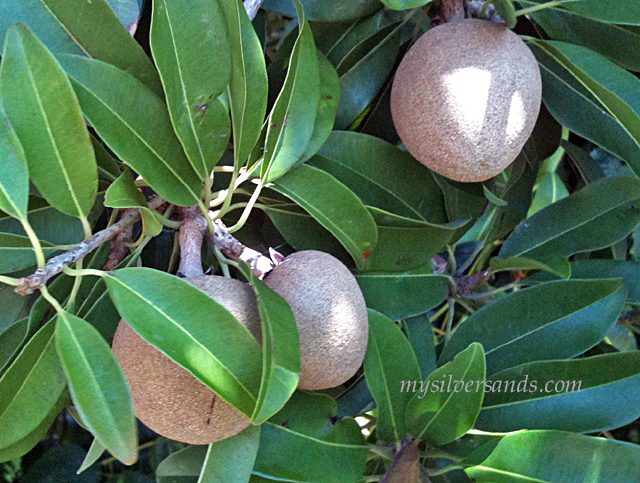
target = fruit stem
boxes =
[440,0,465,22]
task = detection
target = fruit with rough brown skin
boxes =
[112,275,261,445]
[390,18,542,182]
[263,250,369,390]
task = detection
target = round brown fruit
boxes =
[112,275,262,445]
[390,18,542,182]
[263,250,369,390]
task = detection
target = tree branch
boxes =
[14,197,165,295]
[441,0,465,22]
[178,206,207,278]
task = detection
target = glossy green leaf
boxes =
[57,54,203,207]
[0,0,162,95]
[0,282,29,333]
[381,0,432,10]
[198,425,261,483]
[525,2,640,71]
[314,131,447,223]
[529,259,640,304]
[531,43,640,175]
[151,0,231,178]
[335,22,402,129]
[104,268,263,416]
[0,104,29,220]
[606,324,638,352]
[356,272,450,320]
[107,0,144,31]
[466,430,640,482]
[500,176,640,260]
[218,0,268,166]
[261,0,381,22]
[262,203,353,265]
[28,274,75,332]
[270,164,378,270]
[92,135,121,182]
[362,208,465,273]
[523,0,640,25]
[156,444,205,483]
[236,264,300,424]
[364,310,421,442]
[530,39,640,175]
[477,351,640,433]
[299,52,341,163]
[0,321,66,449]
[562,140,606,183]
[0,318,30,375]
[262,0,319,182]
[56,311,137,465]
[0,233,57,274]
[439,279,627,375]
[404,314,437,380]
[0,25,97,218]
[324,13,385,68]
[0,198,84,246]
[255,392,368,483]
[0,390,68,464]
[104,169,147,209]
[405,343,485,445]
[77,438,106,474]
[490,256,571,278]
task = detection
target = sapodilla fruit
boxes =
[390,18,542,182]
[112,275,262,445]
[263,250,368,390]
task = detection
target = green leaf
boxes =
[198,425,261,483]
[362,208,464,273]
[381,0,432,10]
[335,22,402,129]
[314,131,447,223]
[107,0,143,31]
[529,259,640,304]
[55,311,137,465]
[299,52,341,163]
[0,318,30,375]
[562,140,606,183]
[217,0,268,166]
[531,44,640,175]
[404,314,437,380]
[92,134,122,182]
[0,390,68,464]
[0,233,57,274]
[324,13,385,67]
[104,169,147,209]
[524,2,640,71]
[0,104,29,220]
[261,0,320,182]
[270,164,378,270]
[522,0,640,25]
[235,264,300,424]
[466,430,640,482]
[261,0,381,22]
[405,343,486,445]
[364,310,421,442]
[0,281,29,333]
[490,256,571,278]
[0,0,162,95]
[150,0,232,178]
[77,438,106,474]
[0,24,97,218]
[0,198,84,246]
[104,268,263,417]
[529,39,640,175]
[57,54,203,207]
[439,279,627,375]
[156,444,206,483]
[477,351,640,433]
[254,392,368,483]
[0,321,66,449]
[356,272,450,320]
[500,176,640,260]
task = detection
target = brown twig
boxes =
[441,0,465,22]
[208,218,275,278]
[14,197,165,295]
[178,206,208,278]
[104,208,136,271]
[380,436,422,483]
